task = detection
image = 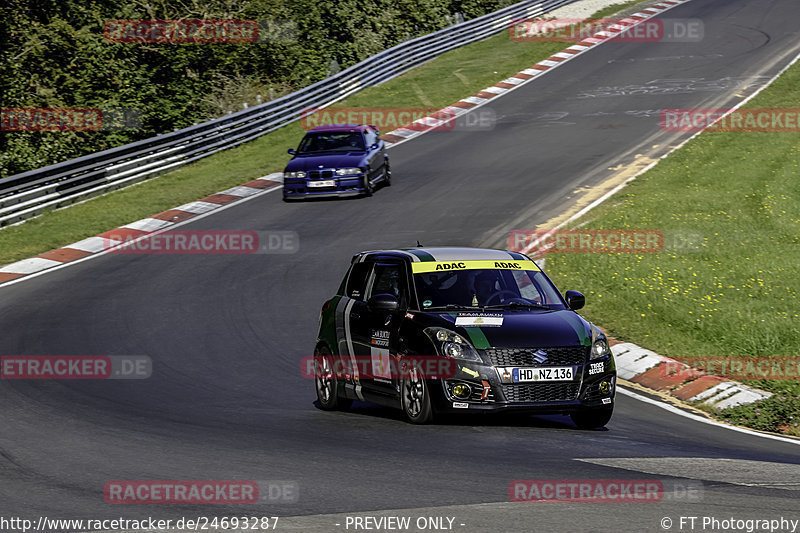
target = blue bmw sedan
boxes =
[283,124,391,200]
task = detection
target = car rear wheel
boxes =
[315,346,352,411]
[383,160,391,186]
[570,406,613,429]
[401,367,433,424]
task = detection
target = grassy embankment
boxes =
[545,59,800,436]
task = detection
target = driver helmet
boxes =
[472,270,499,304]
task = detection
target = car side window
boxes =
[345,262,373,300]
[364,263,407,307]
[365,130,378,148]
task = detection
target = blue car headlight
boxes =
[335,168,362,176]
[424,327,481,362]
[285,171,306,179]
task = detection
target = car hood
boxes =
[424,309,593,349]
[285,153,367,171]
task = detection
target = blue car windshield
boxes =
[298,132,365,153]
[413,268,566,310]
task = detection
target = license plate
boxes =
[308,180,335,188]
[512,366,573,382]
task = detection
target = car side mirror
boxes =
[368,293,399,311]
[287,148,296,155]
[565,290,585,310]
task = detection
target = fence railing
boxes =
[0,0,576,226]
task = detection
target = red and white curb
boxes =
[380,0,693,146]
[610,341,772,409]
[0,174,283,285]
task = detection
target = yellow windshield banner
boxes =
[411,260,540,274]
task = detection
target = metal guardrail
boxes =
[0,0,577,226]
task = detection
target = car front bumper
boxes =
[283,176,366,198]
[430,357,616,415]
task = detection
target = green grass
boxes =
[706,390,800,437]
[545,60,800,435]
[0,29,570,267]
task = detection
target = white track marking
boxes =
[617,386,800,446]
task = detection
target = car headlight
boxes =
[424,327,481,362]
[285,171,306,179]
[335,167,362,176]
[590,325,611,360]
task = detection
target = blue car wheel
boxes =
[362,172,374,197]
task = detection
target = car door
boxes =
[350,261,408,398]
[364,129,383,181]
[336,260,373,400]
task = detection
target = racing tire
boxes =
[362,172,374,197]
[383,160,391,187]
[570,406,613,429]
[314,346,352,411]
[401,367,434,424]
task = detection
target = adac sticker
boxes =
[412,260,539,274]
[455,313,504,327]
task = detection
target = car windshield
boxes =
[413,266,566,310]
[298,132,365,153]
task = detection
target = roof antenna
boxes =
[416,240,423,247]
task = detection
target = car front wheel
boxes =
[401,367,433,424]
[383,160,391,186]
[362,172,374,197]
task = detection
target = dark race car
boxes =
[313,247,616,428]
[283,124,390,200]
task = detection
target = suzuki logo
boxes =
[533,349,548,364]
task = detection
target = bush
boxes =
[0,0,515,178]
